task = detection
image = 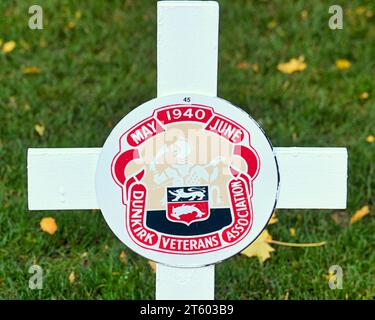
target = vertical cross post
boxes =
[155,1,219,300]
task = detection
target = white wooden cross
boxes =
[27,1,347,300]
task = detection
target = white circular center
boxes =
[96,94,279,267]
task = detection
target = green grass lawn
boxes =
[0,0,374,299]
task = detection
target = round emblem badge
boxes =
[96,94,279,267]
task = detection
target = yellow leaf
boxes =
[119,250,127,263]
[251,63,260,73]
[68,271,76,283]
[75,10,82,19]
[148,261,156,272]
[67,21,76,29]
[40,217,58,235]
[24,103,31,111]
[325,271,335,281]
[34,124,45,136]
[241,230,275,263]
[289,227,296,237]
[301,10,308,19]
[350,205,370,224]
[366,135,374,143]
[268,212,278,225]
[277,56,307,74]
[2,40,16,53]
[355,6,367,15]
[359,92,369,100]
[22,66,41,74]
[335,59,351,70]
[284,290,290,300]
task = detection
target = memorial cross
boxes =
[27,1,347,300]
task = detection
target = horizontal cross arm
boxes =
[27,147,347,211]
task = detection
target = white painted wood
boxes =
[27,147,347,210]
[276,147,347,209]
[156,264,215,300]
[156,1,219,300]
[157,1,219,97]
[27,148,100,210]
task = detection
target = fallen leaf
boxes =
[350,205,370,224]
[355,6,367,15]
[23,103,31,111]
[148,261,156,272]
[289,228,296,237]
[277,56,307,74]
[268,212,278,225]
[34,124,45,136]
[236,61,259,73]
[68,271,76,283]
[67,21,76,29]
[359,92,369,100]
[251,63,260,73]
[2,40,16,53]
[22,66,41,74]
[325,271,335,281]
[284,290,290,300]
[236,61,250,70]
[331,211,349,226]
[40,217,57,235]
[366,135,374,143]
[301,10,308,19]
[119,250,127,263]
[81,252,90,268]
[335,59,351,70]
[241,229,275,263]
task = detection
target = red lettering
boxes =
[127,184,158,246]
